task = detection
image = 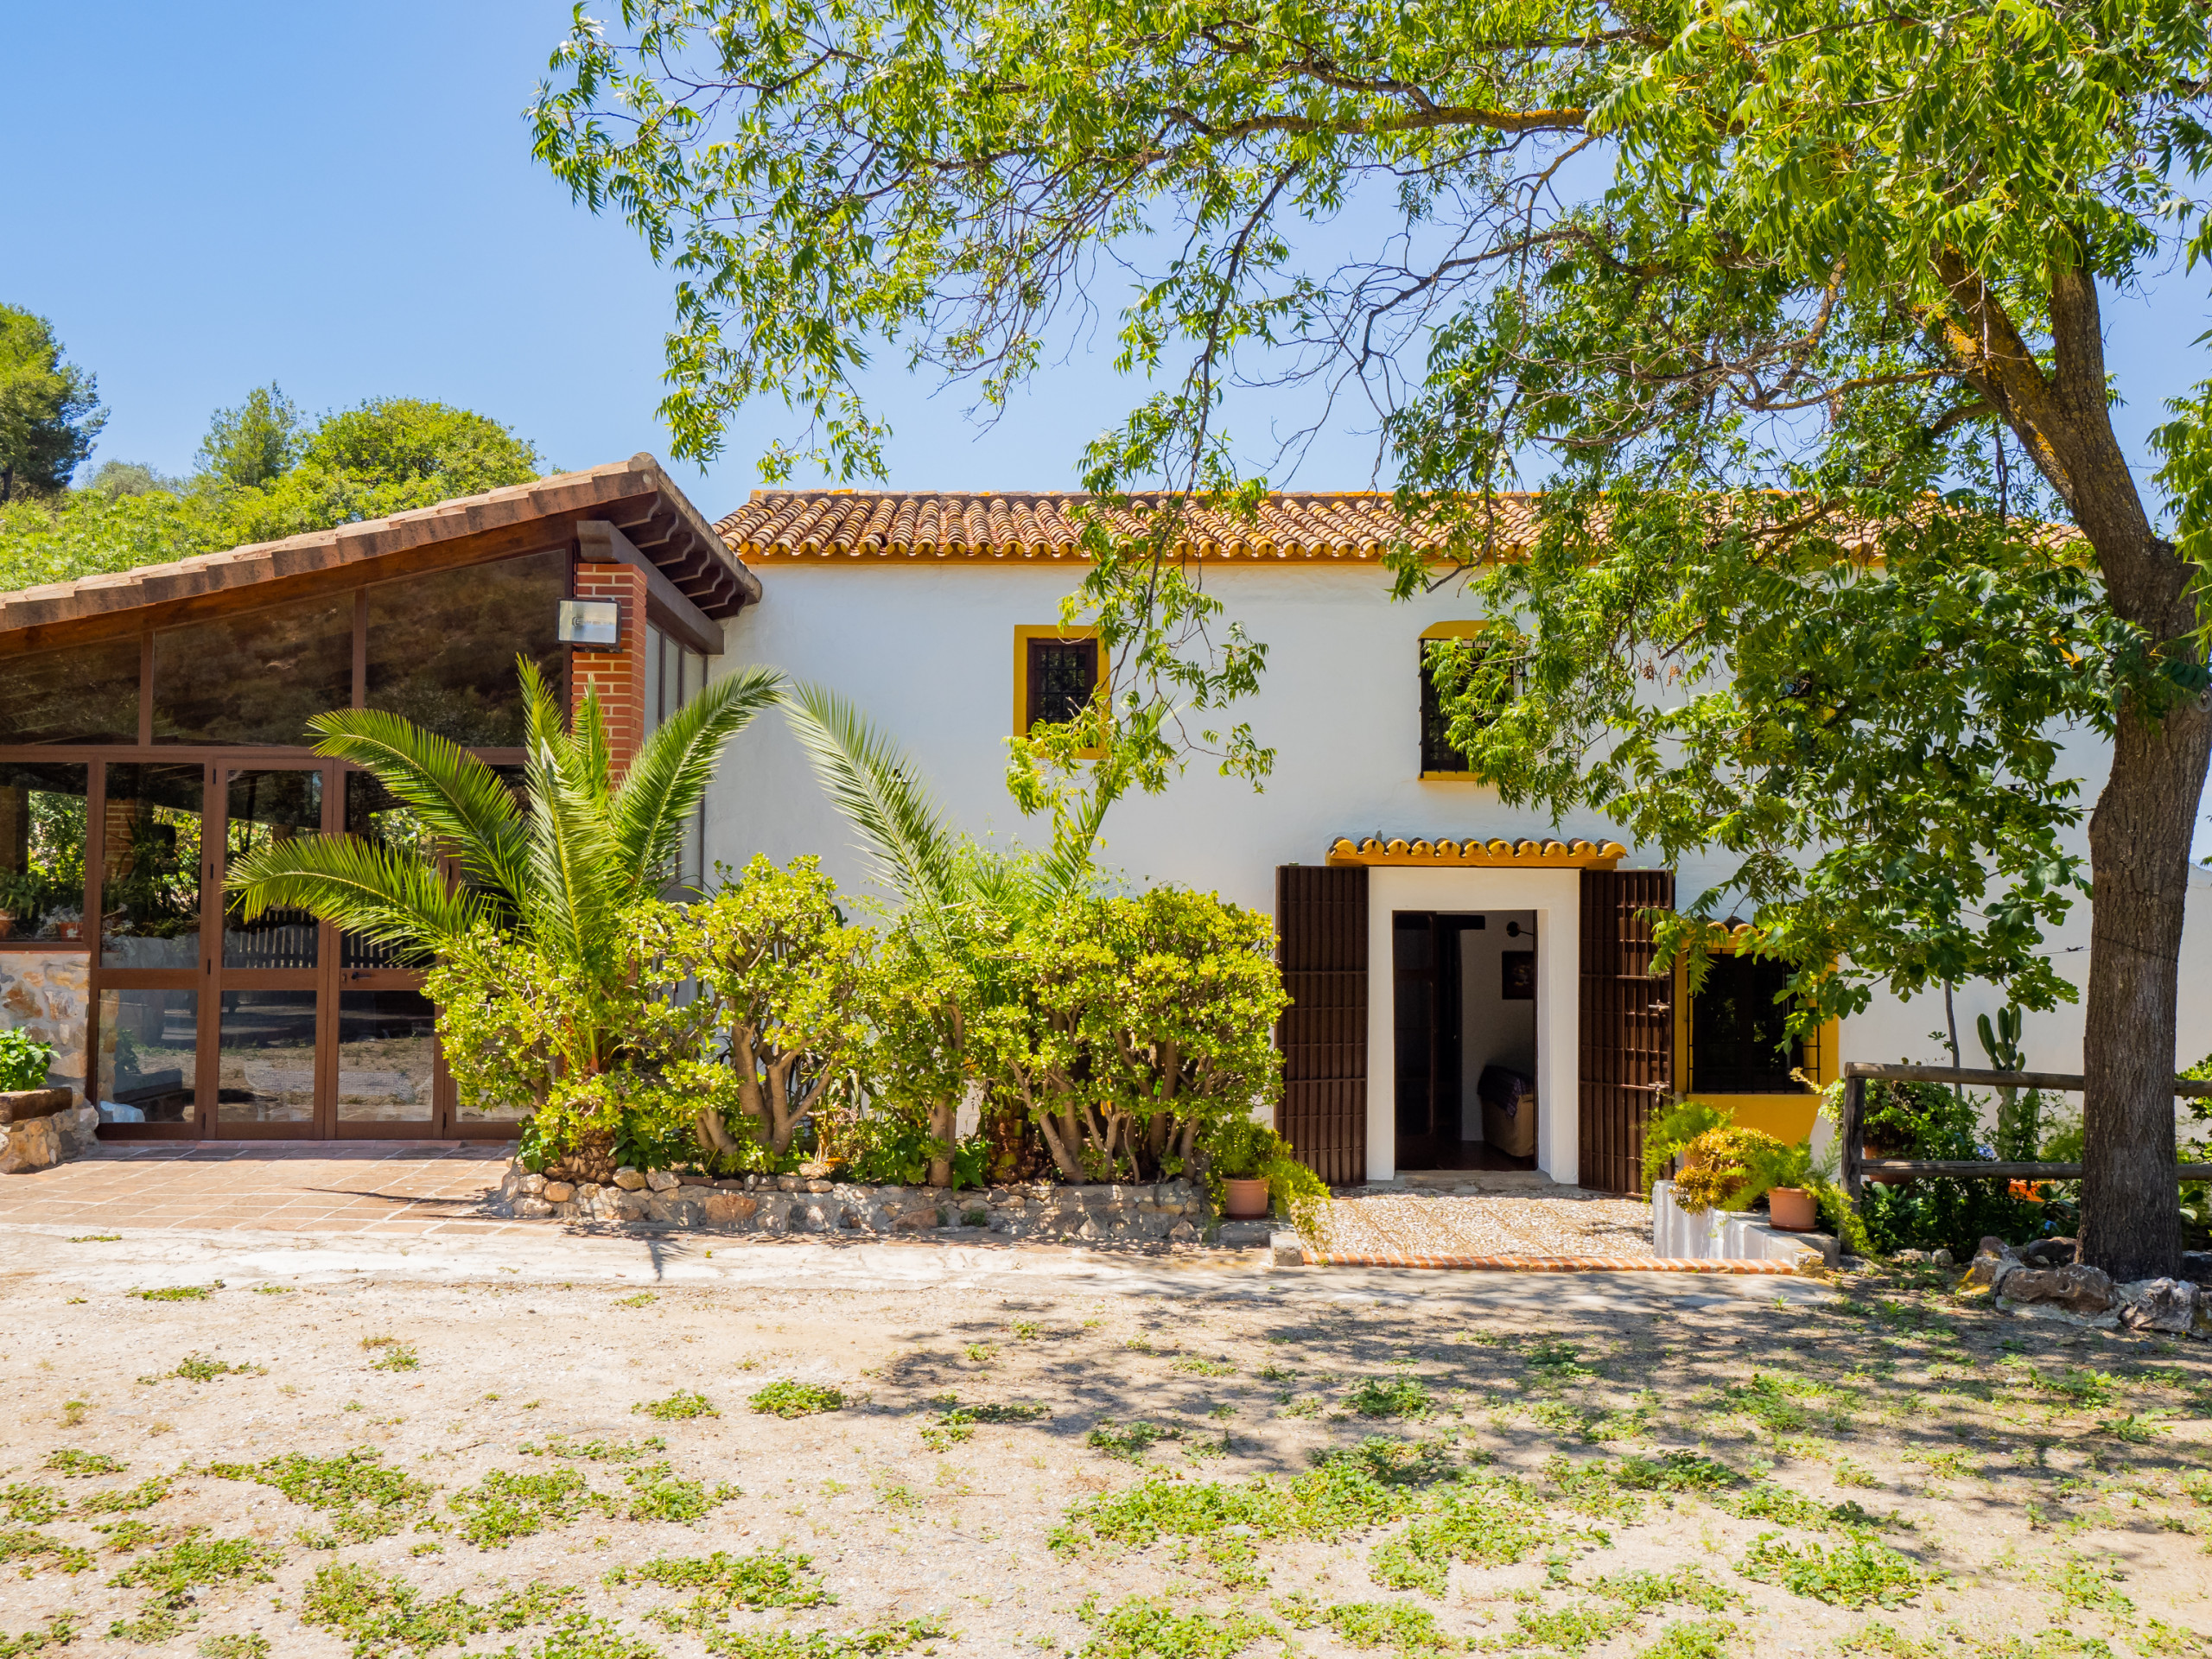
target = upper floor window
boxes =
[1688,950,1817,1094]
[1014,626,1102,737]
[1419,623,1510,779]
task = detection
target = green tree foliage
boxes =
[0,396,544,593]
[225,661,782,1170]
[196,384,304,490]
[0,306,104,503]
[533,0,2212,1276]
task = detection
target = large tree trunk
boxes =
[1948,260,2212,1280]
[2081,682,2210,1281]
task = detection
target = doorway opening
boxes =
[1392,909,1538,1171]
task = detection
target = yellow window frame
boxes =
[1670,939,1839,1147]
[1013,623,1104,757]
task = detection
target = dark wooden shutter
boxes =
[1275,865,1368,1186]
[1577,868,1675,1194]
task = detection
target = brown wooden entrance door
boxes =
[1576,868,1675,1193]
[1275,866,1369,1186]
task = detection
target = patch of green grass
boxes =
[2096,1413,2166,1444]
[494,1611,661,1658]
[1529,1340,1601,1381]
[1344,1376,1433,1419]
[253,1285,293,1295]
[43,1448,125,1477]
[693,1618,947,1658]
[95,1520,174,1553]
[130,1285,213,1301]
[1078,1595,1277,1659]
[1011,1319,1042,1339]
[1738,1534,1932,1609]
[1170,1357,1235,1376]
[1276,1597,1457,1653]
[621,1462,741,1524]
[300,1562,576,1658]
[0,1485,61,1526]
[361,1337,420,1372]
[634,1390,719,1421]
[1635,1619,1736,1659]
[2044,1555,2133,1617]
[141,1353,264,1384]
[1500,1598,1637,1653]
[1719,1373,1834,1434]
[73,1476,176,1516]
[449,1469,620,1549]
[1592,1567,1735,1614]
[614,1292,658,1309]
[749,1381,845,1419]
[964,1342,997,1363]
[1370,1481,1573,1597]
[1086,1421,1186,1462]
[67,1234,121,1243]
[1721,1483,1906,1535]
[522,1435,668,1462]
[922,1397,1050,1451]
[199,1636,273,1658]
[207,1448,435,1546]
[2026,1368,2119,1410]
[0,1616,75,1656]
[107,1532,283,1636]
[611,1547,834,1624]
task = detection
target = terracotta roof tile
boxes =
[715,490,1544,563]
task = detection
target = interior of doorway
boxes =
[1392,909,1539,1172]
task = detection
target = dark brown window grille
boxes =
[1027,636,1100,729]
[1690,950,1813,1093]
[1420,639,1513,775]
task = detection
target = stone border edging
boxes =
[1305,1251,1805,1274]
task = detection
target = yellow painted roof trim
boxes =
[1326,836,1628,868]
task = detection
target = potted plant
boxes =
[1640,1098,1733,1196]
[1210,1119,1276,1218]
[43,905,83,942]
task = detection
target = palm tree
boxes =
[226,658,781,964]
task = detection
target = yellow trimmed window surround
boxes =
[1671,930,1838,1146]
[1013,623,1103,754]
[1419,620,1503,780]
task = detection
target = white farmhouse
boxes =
[710,488,2212,1192]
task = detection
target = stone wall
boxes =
[0,949,90,1100]
[486,1161,1205,1242]
[1,1089,99,1174]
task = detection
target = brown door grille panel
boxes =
[1275,865,1368,1187]
[1577,868,1675,1194]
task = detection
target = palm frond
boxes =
[779,682,959,907]
[611,664,784,891]
[224,834,498,956]
[1036,780,1113,903]
[303,706,532,907]
[518,683,624,966]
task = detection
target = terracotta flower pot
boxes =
[1224,1177,1272,1219]
[1768,1185,1818,1232]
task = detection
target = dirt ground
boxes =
[1,1232,2207,1659]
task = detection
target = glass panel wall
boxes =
[0,760,88,940]
[153,594,353,746]
[365,549,566,747]
[100,764,205,968]
[0,636,140,745]
[337,989,436,1123]
[220,769,322,969]
[97,988,197,1123]
[340,772,435,971]
[215,990,318,1124]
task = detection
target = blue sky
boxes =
[6,2,2206,512]
[7,3,2212,859]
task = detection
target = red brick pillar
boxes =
[570,563,650,775]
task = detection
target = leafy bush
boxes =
[0,1028,52,1093]
[1856,1078,2056,1256]
[970,886,1287,1184]
[1641,1099,1734,1196]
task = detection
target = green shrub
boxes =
[0,1028,52,1093]
[1641,1099,1733,1196]
[1856,1078,2056,1256]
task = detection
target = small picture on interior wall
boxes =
[1501,950,1535,1001]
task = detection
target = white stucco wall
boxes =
[705,557,2212,1170]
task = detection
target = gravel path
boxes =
[1320,1186,1656,1257]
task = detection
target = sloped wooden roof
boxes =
[716,489,1543,563]
[0,454,760,641]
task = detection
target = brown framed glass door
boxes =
[207,763,333,1138]
[92,761,213,1132]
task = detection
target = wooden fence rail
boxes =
[1837,1061,2212,1199]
